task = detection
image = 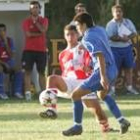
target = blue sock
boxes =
[73,100,83,125]
[0,73,4,94]
[103,94,122,119]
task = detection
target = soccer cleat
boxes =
[120,119,131,134]
[39,109,57,119]
[62,125,83,136]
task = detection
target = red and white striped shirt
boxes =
[59,44,91,79]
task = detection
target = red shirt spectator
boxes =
[22,16,48,52]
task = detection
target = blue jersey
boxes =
[81,26,115,71]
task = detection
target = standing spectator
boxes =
[70,3,87,26]
[0,23,23,99]
[74,3,87,14]
[106,5,139,95]
[22,1,48,100]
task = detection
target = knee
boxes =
[71,91,80,101]
[97,90,108,100]
[47,75,58,85]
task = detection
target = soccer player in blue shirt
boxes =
[62,13,130,136]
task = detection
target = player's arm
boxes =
[106,22,126,42]
[58,52,64,75]
[25,31,42,37]
[110,33,136,42]
[96,52,109,90]
[33,17,48,34]
[83,51,93,74]
[34,21,48,33]
[23,18,48,38]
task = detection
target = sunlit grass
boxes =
[0,95,140,140]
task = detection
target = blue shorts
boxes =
[80,64,118,92]
[7,59,16,68]
[111,45,134,70]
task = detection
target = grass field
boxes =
[0,95,140,140]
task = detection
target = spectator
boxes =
[106,5,139,95]
[74,3,87,14]
[22,1,48,100]
[70,3,87,26]
[0,23,23,99]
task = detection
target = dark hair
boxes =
[64,24,77,32]
[73,13,93,28]
[30,0,41,9]
[111,5,123,12]
[0,23,6,31]
[74,3,86,11]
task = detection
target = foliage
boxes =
[45,0,140,38]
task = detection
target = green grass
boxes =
[0,95,140,140]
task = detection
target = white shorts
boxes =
[57,77,97,100]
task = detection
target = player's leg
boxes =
[62,86,90,136]
[123,46,139,95]
[39,75,68,119]
[0,64,9,99]
[109,47,122,95]
[7,59,24,99]
[22,51,34,101]
[63,69,130,136]
[97,87,130,134]
[83,97,111,132]
[36,52,47,91]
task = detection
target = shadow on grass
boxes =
[0,112,39,121]
[0,97,71,105]
[0,107,140,122]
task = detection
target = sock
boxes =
[103,94,123,120]
[0,73,5,94]
[47,88,58,111]
[73,100,83,125]
[99,120,110,132]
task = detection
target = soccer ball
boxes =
[39,89,57,106]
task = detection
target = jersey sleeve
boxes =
[126,19,137,34]
[82,40,102,57]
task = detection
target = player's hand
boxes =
[100,76,109,90]
[83,66,92,74]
